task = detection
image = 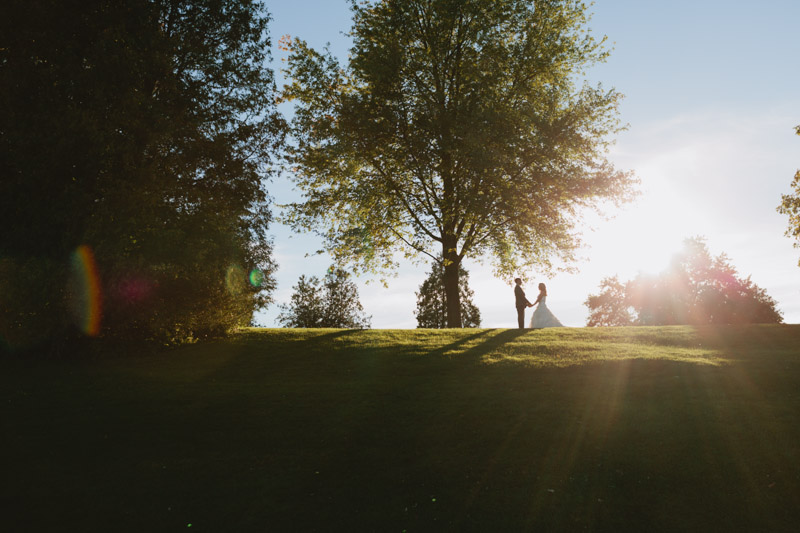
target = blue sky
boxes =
[256,0,800,328]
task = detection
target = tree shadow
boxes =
[425,328,530,362]
[425,328,498,358]
[292,328,361,348]
[453,328,530,362]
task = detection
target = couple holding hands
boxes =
[514,278,563,329]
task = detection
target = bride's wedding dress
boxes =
[529,295,563,328]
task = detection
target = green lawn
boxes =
[3,325,800,531]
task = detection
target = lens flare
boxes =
[248,269,264,287]
[225,265,246,295]
[69,245,102,336]
[116,276,153,305]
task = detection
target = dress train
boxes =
[529,295,563,328]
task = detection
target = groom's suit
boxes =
[515,284,532,329]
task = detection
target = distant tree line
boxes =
[585,237,783,326]
[277,267,371,329]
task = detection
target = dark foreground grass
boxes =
[2,325,800,531]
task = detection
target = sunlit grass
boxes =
[239,324,728,367]
[2,325,799,531]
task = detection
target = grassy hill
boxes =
[3,325,800,531]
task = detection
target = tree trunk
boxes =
[442,240,462,328]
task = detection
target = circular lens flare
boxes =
[225,265,246,295]
[248,269,264,287]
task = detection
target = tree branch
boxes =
[371,159,443,244]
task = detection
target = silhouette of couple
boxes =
[514,278,564,329]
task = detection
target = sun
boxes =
[586,178,707,279]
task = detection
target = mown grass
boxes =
[2,325,800,531]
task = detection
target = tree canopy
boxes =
[583,275,634,327]
[585,238,783,326]
[415,260,481,328]
[0,0,284,347]
[777,125,800,264]
[277,268,372,329]
[281,0,636,327]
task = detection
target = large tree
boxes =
[777,125,800,263]
[415,259,481,328]
[0,0,284,346]
[585,238,783,326]
[281,0,636,327]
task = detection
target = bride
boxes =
[529,283,564,328]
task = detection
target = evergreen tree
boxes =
[415,261,481,328]
[276,275,324,329]
[278,268,371,329]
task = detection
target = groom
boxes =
[514,278,533,329]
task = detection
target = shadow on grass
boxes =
[187,324,800,387]
[425,328,499,358]
[4,326,800,531]
[441,328,530,361]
